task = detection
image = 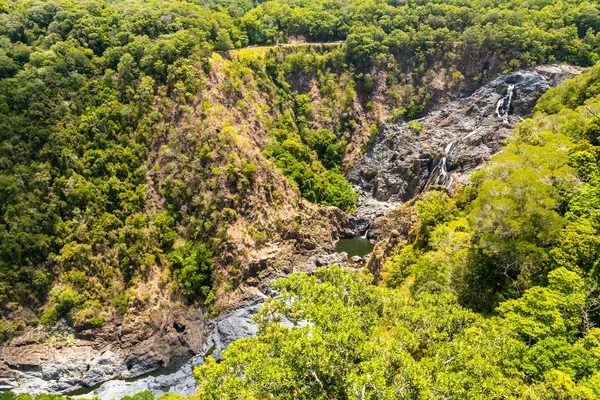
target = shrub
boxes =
[54,288,84,314]
[169,241,213,298]
[90,317,105,328]
[112,294,130,314]
[41,307,58,327]
[242,162,258,179]
[363,74,375,92]
[408,120,423,134]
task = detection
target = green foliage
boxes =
[362,74,375,93]
[469,136,574,289]
[414,190,457,244]
[408,120,423,134]
[40,307,58,327]
[346,26,388,68]
[305,129,345,168]
[415,191,457,230]
[89,317,105,328]
[536,63,600,115]
[169,241,213,298]
[112,294,130,315]
[383,245,418,288]
[156,394,185,400]
[52,287,84,315]
[264,114,357,212]
[195,266,600,399]
[121,391,154,400]
[215,29,234,51]
[0,0,599,368]
[0,392,87,400]
[498,268,586,343]
[0,0,219,331]
[378,61,600,317]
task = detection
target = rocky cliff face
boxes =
[347,64,582,204]
[0,51,347,398]
[0,204,345,397]
[68,252,350,400]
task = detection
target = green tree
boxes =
[215,28,234,51]
[169,241,213,298]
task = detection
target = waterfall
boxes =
[424,140,453,189]
[436,156,448,184]
[435,140,454,185]
[424,82,517,193]
[496,84,515,122]
[423,164,439,190]
[444,141,453,154]
[361,229,370,239]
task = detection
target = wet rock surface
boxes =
[344,189,400,238]
[0,203,343,397]
[1,65,582,400]
[347,65,581,203]
[74,299,266,399]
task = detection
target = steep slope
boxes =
[0,52,346,395]
[0,52,588,400]
[186,61,600,400]
[348,65,582,204]
[16,63,586,399]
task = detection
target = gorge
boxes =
[1,0,600,398]
[1,63,581,399]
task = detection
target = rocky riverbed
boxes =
[69,252,351,399]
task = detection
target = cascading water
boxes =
[349,69,566,205]
[423,83,519,192]
[361,228,370,239]
[437,141,454,184]
[423,140,453,189]
[496,84,515,123]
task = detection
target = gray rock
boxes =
[305,252,348,269]
[72,250,356,399]
[347,66,580,203]
[1,310,205,397]
[344,190,400,237]
[75,298,266,399]
[4,64,582,400]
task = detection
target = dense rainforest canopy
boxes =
[1,0,600,397]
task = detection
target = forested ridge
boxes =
[1,0,600,397]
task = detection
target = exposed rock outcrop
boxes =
[68,252,349,399]
[0,53,347,397]
[347,65,582,203]
[343,190,400,238]
[0,308,205,395]
[0,208,342,397]
[0,63,583,399]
